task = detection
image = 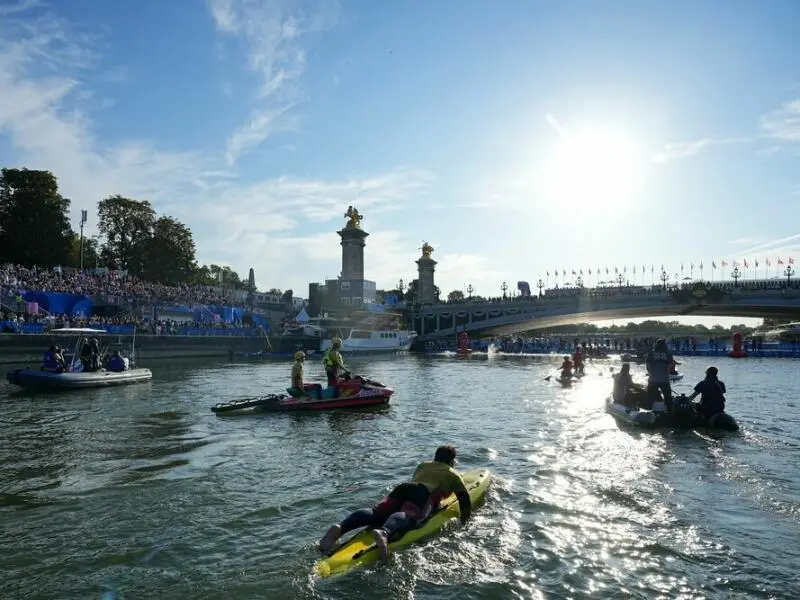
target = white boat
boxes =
[320,328,417,353]
[5,327,153,392]
[669,372,684,382]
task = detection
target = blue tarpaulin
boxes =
[21,291,92,317]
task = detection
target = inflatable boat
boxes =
[605,394,739,431]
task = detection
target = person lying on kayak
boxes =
[559,356,573,379]
[612,363,646,406]
[687,366,726,419]
[318,445,472,562]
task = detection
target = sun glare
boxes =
[540,127,643,210]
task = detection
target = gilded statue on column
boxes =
[421,242,434,258]
[344,205,362,229]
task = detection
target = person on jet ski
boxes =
[290,351,322,398]
[559,356,573,379]
[645,339,673,412]
[572,346,585,375]
[318,445,472,563]
[322,337,347,386]
[612,363,646,406]
[687,366,726,419]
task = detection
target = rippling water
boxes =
[1,353,799,599]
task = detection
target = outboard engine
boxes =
[672,394,694,427]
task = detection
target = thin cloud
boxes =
[761,99,800,142]
[209,0,339,165]
[651,137,746,164]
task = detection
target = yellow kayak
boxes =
[314,469,492,578]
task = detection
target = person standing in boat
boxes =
[645,339,673,411]
[687,366,727,419]
[572,346,585,375]
[322,337,347,387]
[43,345,65,372]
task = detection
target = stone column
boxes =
[416,242,437,305]
[338,206,369,280]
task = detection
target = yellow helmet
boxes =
[294,351,305,361]
[332,337,342,348]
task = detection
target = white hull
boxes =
[7,368,153,391]
[320,329,417,353]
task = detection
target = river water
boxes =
[1,353,798,599]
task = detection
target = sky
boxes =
[1,0,798,329]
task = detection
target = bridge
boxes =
[410,283,800,339]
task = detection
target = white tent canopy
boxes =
[295,308,310,323]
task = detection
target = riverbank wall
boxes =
[0,333,286,365]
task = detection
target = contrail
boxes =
[545,113,569,138]
[740,232,800,256]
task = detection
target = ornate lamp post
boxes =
[398,278,405,293]
[576,276,583,287]
[785,265,795,285]
[660,269,668,289]
[466,284,474,298]
[731,266,741,287]
[501,281,508,299]
[616,273,624,288]
[537,279,544,297]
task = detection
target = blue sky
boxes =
[1,0,798,319]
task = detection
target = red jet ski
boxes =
[211,375,393,414]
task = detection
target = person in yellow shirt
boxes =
[290,350,321,398]
[322,337,347,386]
[318,445,472,562]
[290,351,305,390]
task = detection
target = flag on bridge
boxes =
[721,260,728,267]
[777,258,784,265]
[712,261,717,268]
[766,258,772,266]
[744,259,749,268]
[755,259,759,267]
[790,257,796,264]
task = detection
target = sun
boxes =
[540,126,643,210]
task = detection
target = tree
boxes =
[97,195,156,271]
[447,289,464,303]
[139,216,197,283]
[67,232,100,269]
[0,168,73,266]
[192,264,245,287]
[282,289,293,303]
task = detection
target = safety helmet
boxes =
[332,337,342,348]
[294,351,305,361]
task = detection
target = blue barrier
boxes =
[21,323,46,333]
[176,327,260,337]
[21,291,93,317]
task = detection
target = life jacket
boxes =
[322,348,333,369]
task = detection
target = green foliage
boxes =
[535,319,756,336]
[97,194,157,271]
[0,168,73,266]
[192,264,246,288]
[447,289,464,302]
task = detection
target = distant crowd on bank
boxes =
[442,277,800,305]
[1,263,245,308]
